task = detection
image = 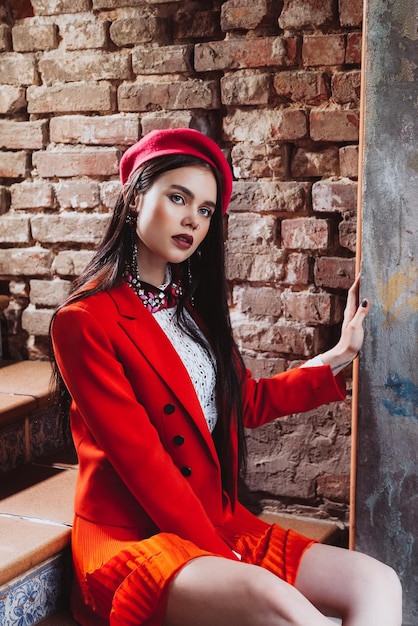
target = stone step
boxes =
[0,451,77,624]
[0,360,71,473]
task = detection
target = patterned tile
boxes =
[30,409,72,460]
[0,552,71,626]
[0,420,26,473]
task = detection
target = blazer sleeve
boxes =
[241,365,346,429]
[52,303,237,560]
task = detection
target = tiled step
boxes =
[0,361,71,473]
[0,451,77,625]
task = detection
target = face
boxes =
[134,165,217,283]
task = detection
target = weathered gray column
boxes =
[356,1,418,624]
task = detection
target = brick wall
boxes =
[0,0,363,522]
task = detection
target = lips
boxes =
[172,234,193,249]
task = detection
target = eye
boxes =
[170,193,185,205]
[199,206,214,219]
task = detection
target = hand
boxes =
[321,274,370,373]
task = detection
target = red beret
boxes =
[119,128,232,214]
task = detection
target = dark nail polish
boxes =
[361,299,368,307]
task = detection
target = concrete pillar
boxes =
[356,1,418,624]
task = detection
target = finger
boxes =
[351,298,370,324]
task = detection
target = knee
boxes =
[378,562,402,603]
[358,556,402,611]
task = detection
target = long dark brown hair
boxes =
[50,154,248,476]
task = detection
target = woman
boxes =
[51,128,401,626]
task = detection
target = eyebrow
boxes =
[168,184,216,210]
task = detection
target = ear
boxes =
[129,192,142,213]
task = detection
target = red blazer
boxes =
[52,283,345,560]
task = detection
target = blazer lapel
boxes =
[109,283,220,464]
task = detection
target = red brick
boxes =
[235,319,320,357]
[29,278,71,307]
[224,109,307,143]
[0,120,48,150]
[239,285,283,317]
[93,0,181,7]
[230,181,310,213]
[226,214,285,282]
[21,306,54,336]
[118,80,220,112]
[312,179,357,212]
[221,0,274,31]
[31,213,110,244]
[332,70,361,104]
[54,180,100,209]
[0,186,10,214]
[30,0,90,14]
[0,86,26,114]
[339,214,357,252]
[226,246,285,283]
[52,250,95,276]
[50,114,139,145]
[110,16,166,47]
[32,147,119,178]
[283,290,345,324]
[39,50,131,85]
[60,17,107,50]
[0,24,11,52]
[195,36,298,71]
[241,354,287,380]
[346,32,362,65]
[339,0,363,27]
[132,45,193,75]
[100,181,121,210]
[310,109,359,142]
[339,145,359,178]
[0,215,31,243]
[317,473,349,503]
[281,217,330,251]
[221,72,271,106]
[291,146,339,178]
[227,213,277,252]
[302,35,345,67]
[0,53,36,86]
[273,71,329,104]
[231,142,290,179]
[283,253,310,285]
[0,151,29,179]
[279,0,335,29]
[27,83,115,114]
[173,8,221,40]
[314,256,355,290]
[10,1,34,19]
[12,22,58,52]
[11,181,54,210]
[140,111,214,136]
[0,247,52,276]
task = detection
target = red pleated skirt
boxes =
[70,514,316,626]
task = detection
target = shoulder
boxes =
[58,282,133,316]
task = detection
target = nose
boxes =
[182,211,200,231]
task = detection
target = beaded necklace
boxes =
[123,265,182,313]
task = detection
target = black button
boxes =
[163,403,175,414]
[180,466,192,477]
[173,435,185,446]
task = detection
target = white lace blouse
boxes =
[153,307,218,433]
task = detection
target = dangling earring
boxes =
[124,196,140,287]
[187,257,192,287]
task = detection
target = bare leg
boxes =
[295,544,402,626]
[163,555,334,626]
